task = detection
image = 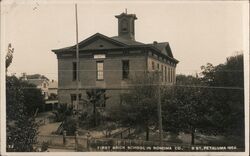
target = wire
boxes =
[6,84,244,90]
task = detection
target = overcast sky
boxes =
[1,0,248,80]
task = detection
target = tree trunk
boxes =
[146,127,149,141]
[191,131,195,145]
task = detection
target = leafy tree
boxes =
[22,81,45,114]
[62,117,77,136]
[162,75,211,145]
[86,89,108,126]
[6,47,39,152]
[119,72,158,141]
[24,74,49,81]
[6,76,39,151]
[52,103,73,122]
[6,43,14,71]
[200,54,244,139]
[6,76,45,117]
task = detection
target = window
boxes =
[165,66,167,82]
[172,68,175,83]
[157,63,160,70]
[168,67,170,83]
[71,94,82,105]
[73,62,77,81]
[122,60,129,79]
[161,65,163,81]
[96,61,104,80]
[170,68,172,83]
[152,61,155,70]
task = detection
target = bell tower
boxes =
[115,11,137,41]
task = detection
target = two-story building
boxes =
[52,12,179,111]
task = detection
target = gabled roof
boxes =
[148,42,174,58]
[52,33,128,53]
[52,33,178,63]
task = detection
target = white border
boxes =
[1,0,249,156]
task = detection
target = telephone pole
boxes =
[75,3,80,129]
[157,71,163,146]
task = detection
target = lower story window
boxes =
[71,94,82,104]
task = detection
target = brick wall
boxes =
[57,51,147,108]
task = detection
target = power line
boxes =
[6,84,244,90]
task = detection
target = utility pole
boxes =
[75,3,80,129]
[157,71,163,146]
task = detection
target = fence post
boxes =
[63,130,67,145]
[87,132,91,151]
[75,131,79,151]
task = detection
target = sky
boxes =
[1,0,249,81]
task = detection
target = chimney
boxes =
[153,41,158,46]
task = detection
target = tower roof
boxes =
[115,12,137,20]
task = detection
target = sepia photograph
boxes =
[1,0,249,155]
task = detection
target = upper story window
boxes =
[96,61,104,80]
[73,62,77,81]
[157,63,160,70]
[122,60,129,79]
[164,66,167,82]
[161,65,163,81]
[152,61,155,70]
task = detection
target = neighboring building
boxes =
[52,12,179,111]
[21,73,50,100]
[22,74,59,111]
[48,80,58,98]
[26,79,50,100]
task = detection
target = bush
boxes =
[52,103,73,122]
[62,117,77,136]
[79,110,103,129]
[41,141,49,152]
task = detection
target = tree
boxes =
[52,103,73,122]
[22,81,45,114]
[119,72,158,141]
[200,54,244,139]
[6,76,39,151]
[86,89,108,126]
[25,74,49,81]
[162,75,211,145]
[6,43,14,71]
[6,76,45,117]
[6,47,39,151]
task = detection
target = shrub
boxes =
[52,103,73,122]
[41,141,49,152]
[62,117,77,136]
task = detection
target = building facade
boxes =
[52,12,179,110]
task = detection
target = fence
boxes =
[110,128,135,139]
[37,134,88,151]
